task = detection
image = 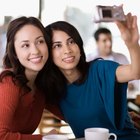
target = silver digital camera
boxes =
[94,5,126,23]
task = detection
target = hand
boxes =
[115,12,139,47]
[47,129,59,134]
[129,111,140,132]
[128,83,135,91]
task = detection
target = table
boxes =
[71,138,84,140]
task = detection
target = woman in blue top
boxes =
[44,12,140,140]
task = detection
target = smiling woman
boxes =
[44,13,140,140]
[0,16,54,140]
[14,24,48,75]
[51,30,81,77]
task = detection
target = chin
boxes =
[31,66,44,73]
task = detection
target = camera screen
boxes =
[102,9,112,18]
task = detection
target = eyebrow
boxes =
[36,36,44,40]
[53,37,72,44]
[53,41,61,44]
[20,36,44,43]
[67,37,72,41]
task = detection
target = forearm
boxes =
[115,13,140,82]
[0,130,42,140]
[127,43,140,79]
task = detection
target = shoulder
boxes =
[88,60,120,84]
[112,52,127,58]
[90,59,119,68]
[0,75,13,83]
[112,52,129,64]
[0,70,14,83]
[89,59,119,74]
[0,73,20,92]
[86,47,99,62]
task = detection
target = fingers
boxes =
[130,112,140,131]
[130,111,140,122]
[47,129,59,134]
[115,12,139,45]
[133,121,140,129]
[115,20,126,34]
[126,13,137,29]
[115,12,137,29]
[115,12,138,37]
[132,15,137,29]
[126,13,132,28]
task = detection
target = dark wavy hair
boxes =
[0,16,52,92]
[43,21,89,104]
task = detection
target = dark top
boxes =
[60,60,140,140]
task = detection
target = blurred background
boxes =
[0,0,140,139]
[0,0,140,68]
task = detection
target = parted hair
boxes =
[43,21,90,104]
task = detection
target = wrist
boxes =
[126,43,139,50]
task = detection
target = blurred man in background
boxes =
[86,27,139,91]
[86,27,140,132]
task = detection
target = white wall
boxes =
[42,0,140,62]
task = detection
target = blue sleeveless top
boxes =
[60,60,140,140]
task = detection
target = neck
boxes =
[99,51,112,58]
[25,70,38,90]
[61,69,81,84]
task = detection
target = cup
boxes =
[85,127,117,140]
[42,134,68,140]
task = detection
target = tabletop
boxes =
[71,138,84,140]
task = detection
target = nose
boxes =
[64,45,72,54]
[106,40,112,47]
[30,44,39,54]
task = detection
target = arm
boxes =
[45,103,65,121]
[115,13,140,83]
[0,77,42,140]
[129,111,140,132]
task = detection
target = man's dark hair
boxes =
[94,27,111,41]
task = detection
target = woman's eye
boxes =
[37,39,45,45]
[52,44,61,49]
[22,44,29,48]
[68,39,75,45]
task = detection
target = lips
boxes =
[28,56,42,63]
[62,56,75,63]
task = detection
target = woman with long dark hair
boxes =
[45,12,140,140]
[0,16,54,140]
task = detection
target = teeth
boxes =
[63,56,74,62]
[29,56,42,63]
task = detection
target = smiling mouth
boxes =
[28,56,43,63]
[62,56,75,63]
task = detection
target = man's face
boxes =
[96,33,112,56]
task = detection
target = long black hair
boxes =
[0,16,52,93]
[43,21,90,104]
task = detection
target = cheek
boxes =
[43,47,49,56]
[76,53,81,64]
[15,49,24,59]
[44,50,49,61]
[52,51,61,64]
[14,47,20,59]
[75,49,80,57]
[15,46,27,60]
